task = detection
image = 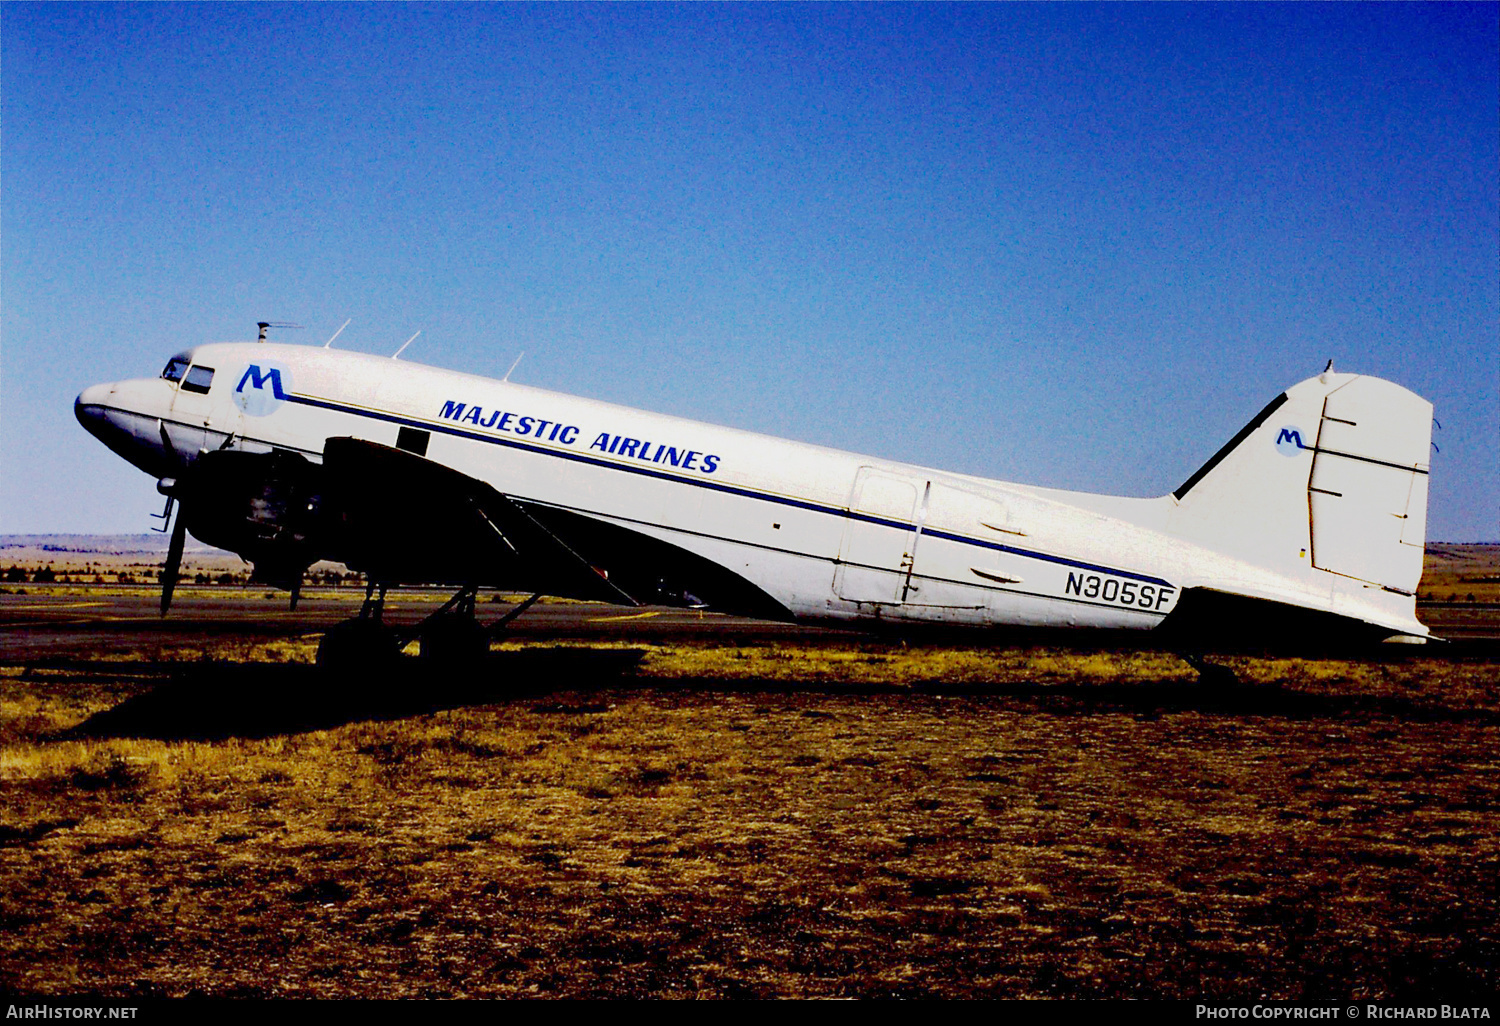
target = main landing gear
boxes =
[315,583,401,672]
[315,583,542,672]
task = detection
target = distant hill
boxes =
[0,534,218,555]
[0,535,353,580]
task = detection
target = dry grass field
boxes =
[1,634,1497,999]
[1,538,1496,998]
[1420,544,1500,603]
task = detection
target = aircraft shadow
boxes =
[64,647,647,742]
[54,651,1498,741]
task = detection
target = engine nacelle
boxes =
[179,450,327,588]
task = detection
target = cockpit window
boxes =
[162,358,190,384]
[181,365,215,394]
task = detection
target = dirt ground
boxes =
[1,633,1496,999]
[1,538,1495,998]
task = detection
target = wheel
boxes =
[316,618,402,673]
[419,616,490,666]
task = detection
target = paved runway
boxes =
[0,586,844,661]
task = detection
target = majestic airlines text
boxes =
[438,401,721,474]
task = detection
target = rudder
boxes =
[1305,376,1432,593]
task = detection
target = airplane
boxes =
[74,326,1434,668]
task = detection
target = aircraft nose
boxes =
[74,382,116,438]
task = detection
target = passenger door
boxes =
[834,467,926,604]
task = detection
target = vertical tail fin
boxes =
[1165,370,1432,630]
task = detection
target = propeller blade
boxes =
[161,508,186,616]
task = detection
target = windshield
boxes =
[161,357,190,384]
[181,365,214,394]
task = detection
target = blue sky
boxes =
[3,2,1496,539]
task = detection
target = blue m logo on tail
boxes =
[1274,426,1308,457]
[234,364,291,416]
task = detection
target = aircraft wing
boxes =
[175,435,789,617]
[316,437,640,603]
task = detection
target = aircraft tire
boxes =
[419,616,491,666]
[316,618,402,673]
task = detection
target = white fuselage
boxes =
[75,342,1429,638]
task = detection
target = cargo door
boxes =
[905,481,1026,610]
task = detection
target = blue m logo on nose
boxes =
[234,363,291,416]
[236,365,289,398]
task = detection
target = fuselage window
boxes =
[162,358,190,384]
[181,365,215,394]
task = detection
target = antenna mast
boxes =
[256,321,303,343]
[324,319,351,349]
[392,331,420,360]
